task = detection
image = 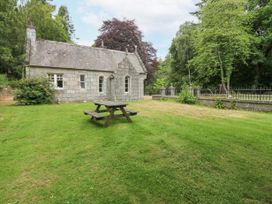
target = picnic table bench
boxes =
[84,101,138,127]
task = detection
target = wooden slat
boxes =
[93,100,127,107]
[84,110,105,120]
[125,109,138,116]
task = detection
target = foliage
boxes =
[0,0,74,79]
[0,74,8,90]
[15,78,54,105]
[94,18,158,83]
[191,0,251,94]
[152,56,171,91]
[23,0,74,42]
[1,101,272,203]
[215,99,225,109]
[56,5,75,40]
[169,22,198,89]
[156,0,271,90]
[177,85,198,104]
[243,0,272,86]
[0,0,23,78]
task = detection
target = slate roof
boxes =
[29,40,147,74]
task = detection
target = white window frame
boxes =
[125,76,130,93]
[98,76,104,93]
[47,73,64,89]
[80,74,86,89]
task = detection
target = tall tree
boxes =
[246,0,272,86]
[0,0,75,79]
[94,18,158,83]
[56,5,75,40]
[170,22,197,89]
[0,0,24,78]
[23,0,72,42]
[192,0,251,94]
[152,56,172,92]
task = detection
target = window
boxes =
[125,76,130,93]
[80,75,85,89]
[47,73,63,89]
[48,74,54,86]
[99,76,104,92]
[56,74,63,88]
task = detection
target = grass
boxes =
[0,100,271,204]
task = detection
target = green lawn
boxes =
[0,100,271,204]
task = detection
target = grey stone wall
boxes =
[198,98,272,112]
[113,57,146,101]
[152,95,272,112]
[26,63,146,102]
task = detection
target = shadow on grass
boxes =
[84,117,135,129]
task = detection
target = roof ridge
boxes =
[37,39,136,55]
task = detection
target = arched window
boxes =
[99,76,104,92]
[125,76,130,93]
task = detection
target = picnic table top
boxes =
[93,100,127,107]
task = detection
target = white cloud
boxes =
[81,0,197,35]
[78,0,198,58]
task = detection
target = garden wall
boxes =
[199,98,272,112]
[152,95,272,112]
[0,87,14,104]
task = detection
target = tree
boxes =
[246,0,272,86]
[94,18,158,83]
[56,5,75,41]
[23,0,72,42]
[170,22,197,89]
[191,0,251,94]
[0,0,75,79]
[152,56,171,91]
[0,0,26,78]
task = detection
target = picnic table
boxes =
[84,101,138,127]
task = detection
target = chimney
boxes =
[26,25,36,63]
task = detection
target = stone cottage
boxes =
[25,26,147,102]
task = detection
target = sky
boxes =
[52,0,199,59]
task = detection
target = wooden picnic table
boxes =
[84,101,137,127]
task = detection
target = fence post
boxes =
[189,85,194,96]
[196,87,201,98]
[160,87,166,96]
[169,85,175,96]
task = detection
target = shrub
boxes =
[215,99,225,109]
[15,78,55,105]
[8,80,19,89]
[177,85,197,104]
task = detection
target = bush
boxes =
[177,85,197,104]
[215,99,225,109]
[15,78,55,105]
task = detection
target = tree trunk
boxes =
[217,50,228,94]
[188,65,192,87]
[226,74,231,98]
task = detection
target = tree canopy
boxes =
[0,0,74,79]
[94,18,158,83]
[155,0,272,92]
